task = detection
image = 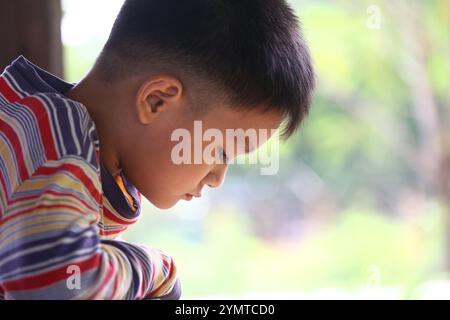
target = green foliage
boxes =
[124,199,445,298]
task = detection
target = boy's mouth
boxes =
[183,193,201,201]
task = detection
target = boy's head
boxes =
[69,0,314,209]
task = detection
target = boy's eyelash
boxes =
[220,148,228,163]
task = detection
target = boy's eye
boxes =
[220,147,228,164]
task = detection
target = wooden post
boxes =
[0,0,63,77]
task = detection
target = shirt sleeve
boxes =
[0,155,181,300]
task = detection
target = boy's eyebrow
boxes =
[244,136,252,154]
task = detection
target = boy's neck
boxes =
[65,74,123,176]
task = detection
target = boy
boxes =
[0,0,314,299]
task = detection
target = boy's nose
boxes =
[205,164,228,189]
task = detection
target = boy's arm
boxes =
[0,155,180,300]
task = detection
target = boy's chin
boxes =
[149,197,180,210]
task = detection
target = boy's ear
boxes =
[136,76,182,125]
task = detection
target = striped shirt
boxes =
[0,56,181,299]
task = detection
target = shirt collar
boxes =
[100,164,141,219]
[3,55,74,98]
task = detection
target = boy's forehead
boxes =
[202,106,282,152]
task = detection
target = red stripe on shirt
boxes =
[102,206,138,225]
[0,77,21,103]
[2,253,101,291]
[19,96,58,161]
[33,162,102,206]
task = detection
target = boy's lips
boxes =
[183,192,201,200]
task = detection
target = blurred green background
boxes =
[63,0,450,299]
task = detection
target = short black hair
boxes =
[95,0,315,138]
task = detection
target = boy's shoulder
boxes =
[0,90,100,174]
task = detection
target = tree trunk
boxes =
[0,0,63,77]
